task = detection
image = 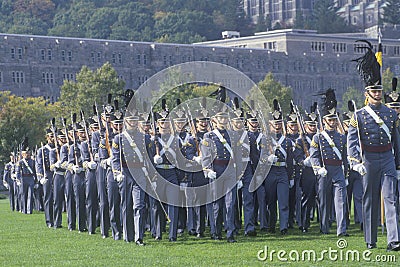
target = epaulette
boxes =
[349,116,358,128]
[112,142,119,149]
[311,140,318,148]
[295,143,302,149]
[348,156,361,164]
[99,143,106,149]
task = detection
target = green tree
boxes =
[58,62,125,116]
[382,0,400,25]
[382,67,395,93]
[87,7,118,39]
[0,92,58,166]
[311,0,352,33]
[340,86,365,113]
[257,73,293,115]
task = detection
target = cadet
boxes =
[348,49,400,251]
[309,89,348,237]
[264,99,293,235]
[293,103,318,233]
[36,129,56,228]
[15,138,36,214]
[3,152,16,211]
[200,99,238,243]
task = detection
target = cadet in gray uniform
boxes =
[348,46,400,251]
[309,89,348,236]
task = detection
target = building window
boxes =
[91,52,95,63]
[352,16,357,25]
[187,56,191,61]
[143,54,147,65]
[332,43,347,53]
[137,54,141,65]
[264,42,277,51]
[354,44,366,54]
[47,50,52,60]
[311,41,326,52]
[394,46,400,56]
[97,52,101,62]
[41,49,45,60]
[68,51,72,61]
[18,48,23,59]
[63,73,74,81]
[11,48,15,59]
[112,53,116,64]
[367,15,372,23]
[61,50,65,61]
[169,55,173,65]
[118,53,122,64]
[12,71,24,83]
[0,71,2,82]
[163,56,167,66]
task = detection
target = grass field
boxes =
[0,197,399,266]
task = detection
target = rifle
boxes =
[80,110,93,161]
[150,109,160,156]
[71,113,79,166]
[185,103,200,154]
[61,117,70,149]
[257,103,274,154]
[291,100,309,157]
[40,142,46,179]
[102,105,112,156]
[50,118,60,161]
[315,105,326,169]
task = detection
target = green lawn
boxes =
[0,198,398,266]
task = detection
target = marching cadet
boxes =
[342,103,363,229]
[309,89,348,237]
[106,101,123,240]
[112,108,150,245]
[68,117,87,233]
[293,103,318,233]
[150,99,180,242]
[50,129,68,229]
[65,125,76,231]
[80,115,98,235]
[348,46,400,251]
[230,98,256,237]
[15,138,36,214]
[3,152,16,211]
[200,95,238,243]
[190,99,212,238]
[36,128,56,228]
[286,103,301,229]
[264,99,294,235]
[91,96,113,238]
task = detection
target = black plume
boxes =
[93,104,97,115]
[114,100,119,111]
[161,99,167,110]
[311,102,317,113]
[107,94,112,104]
[124,89,134,108]
[352,40,381,87]
[210,87,226,103]
[233,97,240,110]
[348,100,355,112]
[393,78,398,91]
[72,113,77,123]
[324,88,337,110]
[51,117,56,126]
[176,98,181,106]
[273,99,280,111]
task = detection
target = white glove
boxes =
[73,165,82,174]
[16,179,21,186]
[34,183,39,189]
[151,181,157,190]
[142,167,148,177]
[237,180,243,190]
[154,155,163,164]
[345,179,349,186]
[94,153,99,161]
[40,177,48,185]
[396,170,400,180]
[3,180,9,189]
[267,154,278,163]
[106,158,112,166]
[353,163,367,176]
[54,161,61,169]
[89,161,97,170]
[193,156,202,165]
[207,170,217,180]
[289,179,294,188]
[317,167,328,177]
[115,173,124,182]
[303,157,312,167]
[100,159,107,169]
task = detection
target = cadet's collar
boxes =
[276,133,283,139]
[368,102,382,110]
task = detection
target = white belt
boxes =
[272,162,286,167]
[55,171,65,176]
[242,157,250,162]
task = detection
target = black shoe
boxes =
[155,236,162,241]
[268,228,276,234]
[196,233,204,238]
[299,227,308,233]
[188,230,196,236]
[367,243,376,249]
[338,232,350,237]
[360,223,364,231]
[54,225,62,229]
[88,232,95,235]
[387,242,400,252]
[135,239,145,246]
[245,231,257,237]
[169,237,177,242]
[211,234,222,240]
[47,224,54,228]
[227,236,237,243]
[280,229,288,235]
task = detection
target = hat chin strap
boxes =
[367,91,381,102]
